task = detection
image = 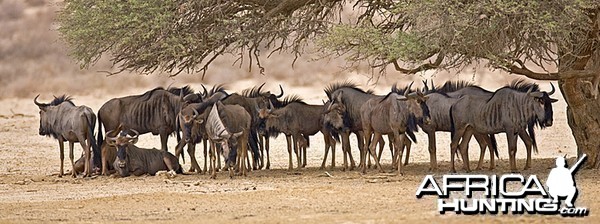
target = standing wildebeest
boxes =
[107,129,182,177]
[35,95,99,177]
[322,82,381,171]
[360,86,431,174]
[202,101,251,179]
[450,80,558,172]
[420,81,500,171]
[221,83,284,169]
[257,96,337,170]
[175,85,229,173]
[97,86,195,154]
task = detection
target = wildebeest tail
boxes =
[489,134,499,159]
[249,129,260,162]
[305,135,310,147]
[406,114,418,143]
[449,105,455,139]
[87,116,101,169]
[97,115,104,149]
[175,115,181,143]
[528,122,538,154]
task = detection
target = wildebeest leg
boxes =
[388,135,394,165]
[518,130,533,170]
[174,140,186,164]
[367,132,384,174]
[403,135,412,166]
[210,142,217,179]
[473,133,488,170]
[58,139,65,177]
[160,133,169,152]
[321,133,331,170]
[292,135,301,169]
[203,139,208,174]
[450,127,467,173]
[216,148,222,171]
[286,135,293,170]
[340,131,351,171]
[259,135,265,169]
[360,129,372,172]
[424,131,438,171]
[393,133,406,175]
[302,136,307,168]
[265,137,271,169]
[506,132,519,173]
[241,135,249,176]
[188,144,202,173]
[68,141,78,177]
[376,135,385,165]
[458,128,473,172]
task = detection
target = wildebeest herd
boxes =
[34,80,558,179]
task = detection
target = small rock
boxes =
[15,181,25,185]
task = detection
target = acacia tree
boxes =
[58,0,600,167]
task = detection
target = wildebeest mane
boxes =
[241,84,267,98]
[434,80,476,93]
[208,84,228,97]
[324,81,373,99]
[49,95,75,106]
[506,79,540,92]
[280,95,306,107]
[167,85,194,96]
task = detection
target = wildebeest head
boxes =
[179,106,204,143]
[397,91,431,125]
[106,129,139,177]
[242,83,284,108]
[34,94,75,137]
[322,92,348,132]
[527,83,558,127]
[205,103,244,169]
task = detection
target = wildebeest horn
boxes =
[408,81,414,92]
[179,89,184,100]
[201,84,208,97]
[192,107,199,118]
[257,83,266,93]
[269,100,275,110]
[548,82,556,95]
[422,80,429,92]
[128,129,140,140]
[526,86,534,95]
[276,84,284,98]
[232,131,243,138]
[33,94,47,107]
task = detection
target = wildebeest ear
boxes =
[396,95,408,101]
[183,93,200,103]
[129,138,138,145]
[550,98,558,103]
[195,118,204,124]
[528,92,544,98]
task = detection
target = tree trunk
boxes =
[560,78,600,168]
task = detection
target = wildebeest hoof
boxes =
[167,170,177,178]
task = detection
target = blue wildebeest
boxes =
[175,85,229,173]
[322,82,380,171]
[107,129,182,177]
[97,86,196,156]
[450,80,558,172]
[257,96,337,170]
[360,85,431,174]
[221,84,284,170]
[420,81,500,171]
[202,101,251,179]
[35,95,99,177]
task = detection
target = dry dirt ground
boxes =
[0,83,598,223]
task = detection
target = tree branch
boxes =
[392,53,444,74]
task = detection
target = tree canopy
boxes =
[58,0,599,79]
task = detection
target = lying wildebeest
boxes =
[257,96,337,170]
[107,129,182,177]
[450,80,558,172]
[202,101,251,178]
[35,95,99,177]
[175,85,229,173]
[360,85,431,174]
[97,86,196,153]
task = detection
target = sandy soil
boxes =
[0,83,598,223]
